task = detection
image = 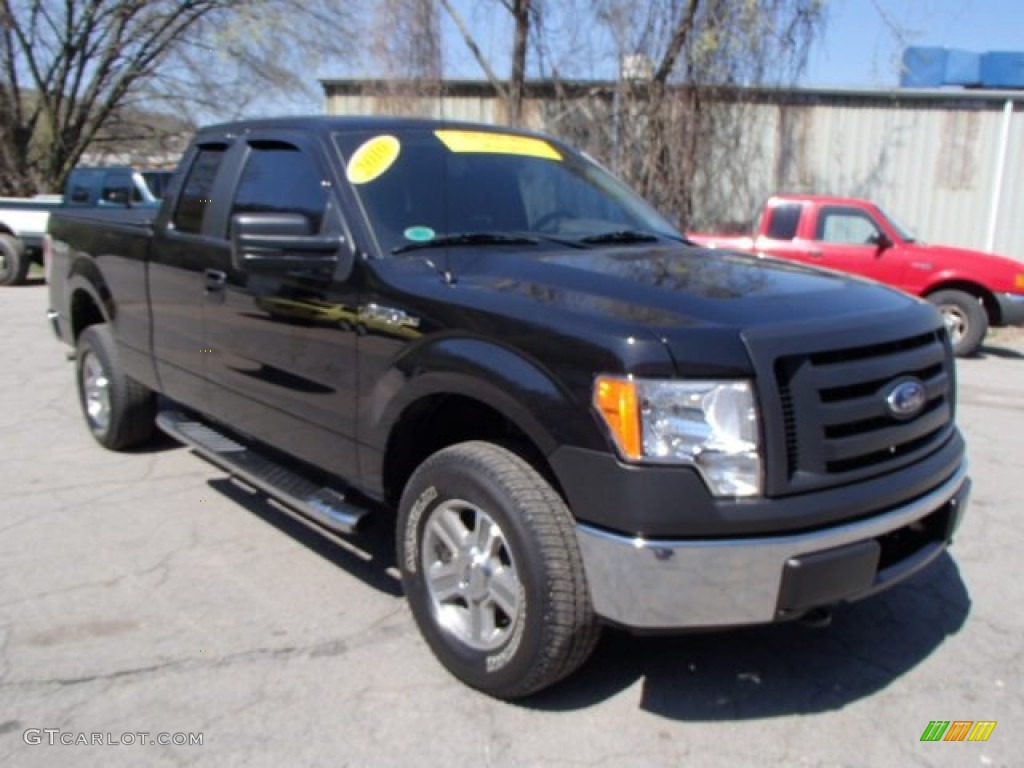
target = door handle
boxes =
[204,269,227,292]
[807,249,823,258]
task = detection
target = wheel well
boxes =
[382,395,562,508]
[70,289,104,340]
[0,224,14,237]
[925,280,998,324]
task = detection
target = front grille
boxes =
[772,329,954,493]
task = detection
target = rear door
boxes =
[149,139,233,410]
[200,132,361,482]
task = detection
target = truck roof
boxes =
[769,193,879,208]
[197,115,554,141]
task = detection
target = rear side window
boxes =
[65,169,104,206]
[765,204,801,240]
[230,142,328,232]
[173,146,227,234]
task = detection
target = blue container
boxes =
[980,52,1024,88]
[944,49,981,86]
[900,47,948,87]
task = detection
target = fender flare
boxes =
[65,255,115,334]
[360,336,606,496]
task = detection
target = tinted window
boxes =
[69,185,90,204]
[142,171,173,200]
[100,173,132,207]
[174,147,227,234]
[334,130,677,255]
[65,169,104,206]
[231,143,328,231]
[816,207,880,244]
[765,204,801,240]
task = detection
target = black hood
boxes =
[450,243,936,375]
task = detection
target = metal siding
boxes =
[994,105,1024,260]
[324,86,1023,260]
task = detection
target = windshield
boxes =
[333,128,679,255]
[876,206,917,243]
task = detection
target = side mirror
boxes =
[230,212,354,277]
[868,232,893,251]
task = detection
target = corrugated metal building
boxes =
[321,79,1024,260]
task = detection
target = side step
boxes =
[156,410,367,535]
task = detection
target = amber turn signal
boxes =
[593,376,642,460]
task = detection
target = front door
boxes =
[201,133,361,484]
[805,206,903,286]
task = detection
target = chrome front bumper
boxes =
[575,463,970,629]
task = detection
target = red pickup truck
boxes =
[689,195,1024,356]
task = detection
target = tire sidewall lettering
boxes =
[403,484,437,574]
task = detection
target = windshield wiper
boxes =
[392,232,538,255]
[578,229,660,245]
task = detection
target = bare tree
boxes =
[439,0,536,125]
[570,0,826,227]
[0,0,353,194]
[364,0,444,115]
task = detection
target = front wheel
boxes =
[76,324,156,450]
[397,441,600,698]
[927,289,988,357]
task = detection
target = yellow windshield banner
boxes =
[434,130,562,161]
[346,135,401,184]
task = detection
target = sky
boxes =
[416,0,1024,89]
[804,0,1024,88]
[287,0,1024,116]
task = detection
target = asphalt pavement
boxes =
[1,282,1021,767]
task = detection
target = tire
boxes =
[0,233,29,286]
[397,441,601,699]
[927,289,988,357]
[75,324,155,450]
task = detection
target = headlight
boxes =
[594,376,762,497]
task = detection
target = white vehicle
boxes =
[1,167,172,285]
[0,195,59,285]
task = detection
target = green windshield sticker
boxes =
[403,226,436,242]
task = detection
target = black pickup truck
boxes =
[47,116,971,698]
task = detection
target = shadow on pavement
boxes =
[977,343,1024,360]
[526,553,969,718]
[206,475,403,598]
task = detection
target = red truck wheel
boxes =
[928,290,988,357]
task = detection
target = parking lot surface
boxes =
[1,282,1021,767]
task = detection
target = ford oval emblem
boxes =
[886,378,927,420]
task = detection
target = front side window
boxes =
[334,129,678,255]
[815,207,881,245]
[100,173,132,207]
[173,146,227,234]
[230,142,328,233]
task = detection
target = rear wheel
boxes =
[76,324,155,450]
[928,289,987,357]
[398,441,600,699]
[0,234,29,286]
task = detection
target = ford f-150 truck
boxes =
[688,194,1024,357]
[0,166,168,285]
[47,117,970,698]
